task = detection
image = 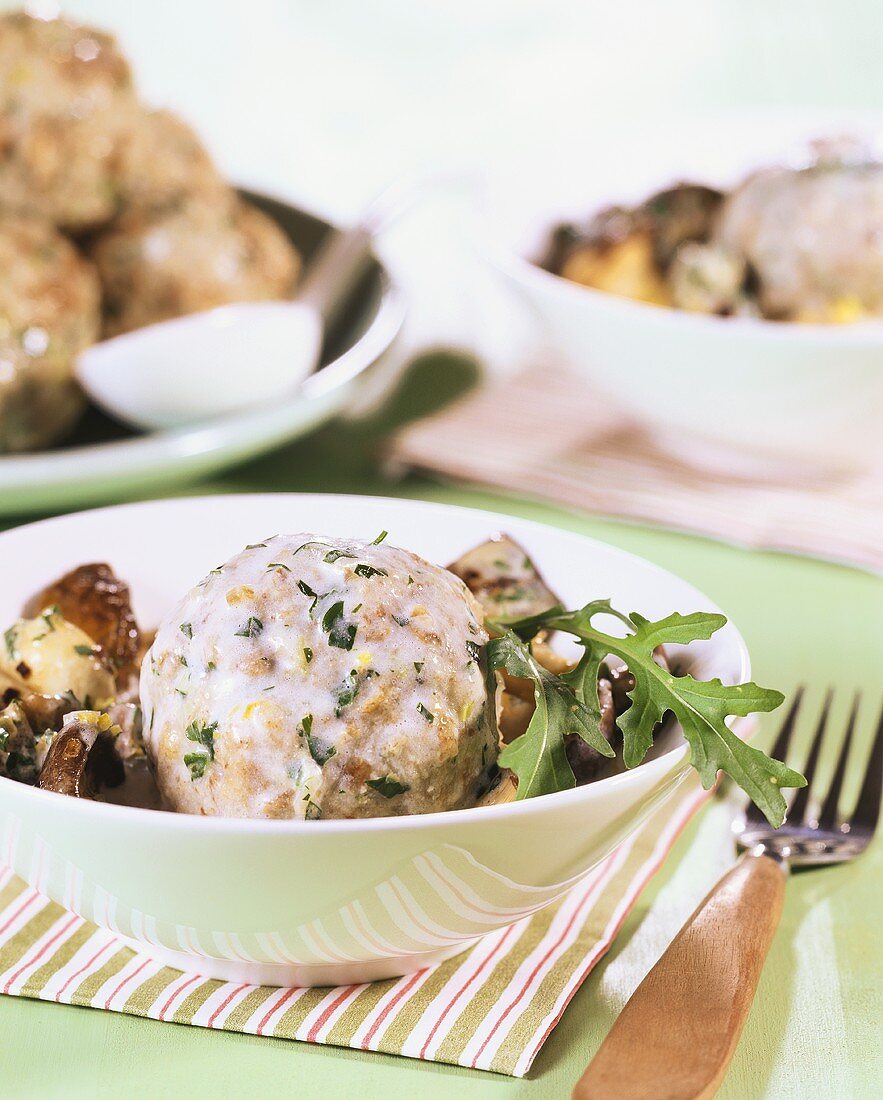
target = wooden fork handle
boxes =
[573,848,787,1100]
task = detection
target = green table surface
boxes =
[1,358,880,1099]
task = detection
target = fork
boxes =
[573,688,883,1100]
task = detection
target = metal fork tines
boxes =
[736,687,883,867]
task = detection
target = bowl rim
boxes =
[496,245,883,345]
[0,492,752,835]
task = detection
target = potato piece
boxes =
[1,610,115,707]
[561,231,672,306]
[499,690,534,742]
[23,564,140,688]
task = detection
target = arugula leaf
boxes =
[486,631,613,800]
[492,603,803,826]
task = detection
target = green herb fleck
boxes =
[407,575,414,585]
[245,542,267,550]
[185,720,218,760]
[354,563,388,579]
[267,562,291,573]
[73,644,95,656]
[372,530,388,545]
[234,616,264,639]
[322,601,357,650]
[207,660,217,672]
[367,776,410,798]
[324,549,356,563]
[4,626,16,660]
[392,614,409,627]
[465,640,482,664]
[414,661,424,674]
[297,579,318,611]
[184,752,209,780]
[334,670,360,716]
[303,715,336,766]
[303,646,313,664]
[417,703,434,723]
[180,622,193,639]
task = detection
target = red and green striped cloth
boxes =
[0,776,709,1077]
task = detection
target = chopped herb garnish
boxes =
[324,549,356,563]
[185,720,217,760]
[179,655,188,667]
[266,562,291,573]
[175,688,187,697]
[184,752,209,780]
[207,660,217,672]
[334,669,360,716]
[41,607,59,632]
[417,703,434,723]
[4,626,16,660]
[354,563,388,579]
[73,644,95,656]
[297,579,318,611]
[372,530,388,545]
[234,616,264,638]
[180,622,193,639]
[322,601,357,650]
[303,714,336,766]
[367,776,409,798]
[245,542,267,550]
[465,640,482,664]
[407,575,414,585]
[303,646,313,664]
[209,566,223,576]
[414,661,424,674]
[392,614,409,627]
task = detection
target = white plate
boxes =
[0,494,748,985]
[0,195,406,516]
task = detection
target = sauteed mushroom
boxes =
[37,710,124,798]
[23,563,141,693]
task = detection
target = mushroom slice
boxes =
[476,770,518,807]
[37,710,124,798]
[23,563,141,691]
[447,535,561,623]
[0,700,38,784]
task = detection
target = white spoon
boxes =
[75,204,384,432]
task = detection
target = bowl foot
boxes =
[120,935,481,987]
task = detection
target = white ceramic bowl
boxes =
[0,494,749,986]
[487,119,883,473]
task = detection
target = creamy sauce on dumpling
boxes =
[141,534,498,819]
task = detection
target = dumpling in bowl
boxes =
[0,215,100,452]
[0,10,136,231]
[89,191,301,336]
[140,535,499,820]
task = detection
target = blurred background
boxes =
[1,0,881,564]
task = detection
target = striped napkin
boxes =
[386,364,883,574]
[0,775,709,1077]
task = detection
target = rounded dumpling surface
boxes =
[89,192,300,336]
[0,11,136,230]
[0,215,100,451]
[140,534,498,819]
